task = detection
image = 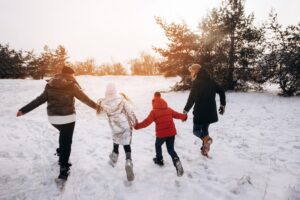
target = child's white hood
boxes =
[105,83,118,99]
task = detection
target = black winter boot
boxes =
[153,157,164,166]
[58,165,70,180]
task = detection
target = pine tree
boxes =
[153,17,199,90]
[34,45,70,78]
[0,44,27,78]
[154,0,264,91]
[199,0,264,90]
[262,11,300,96]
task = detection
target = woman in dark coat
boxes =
[183,64,226,157]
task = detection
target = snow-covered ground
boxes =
[0,76,300,200]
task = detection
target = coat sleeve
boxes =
[183,81,198,113]
[73,84,98,110]
[135,111,155,130]
[172,109,188,120]
[123,101,137,127]
[214,81,226,106]
[19,86,48,114]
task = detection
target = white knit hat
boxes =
[105,83,117,99]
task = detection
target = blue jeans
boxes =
[155,136,178,161]
[193,123,210,139]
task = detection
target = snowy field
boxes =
[0,76,300,200]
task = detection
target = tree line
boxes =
[0,45,160,79]
[154,0,300,96]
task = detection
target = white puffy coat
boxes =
[99,95,137,145]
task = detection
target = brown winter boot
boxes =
[201,135,213,157]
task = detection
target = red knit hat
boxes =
[154,91,161,97]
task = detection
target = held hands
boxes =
[219,105,225,115]
[182,114,188,122]
[181,110,188,122]
[96,105,102,115]
[133,123,139,130]
[16,111,24,117]
[133,120,141,130]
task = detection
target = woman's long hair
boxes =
[120,92,133,104]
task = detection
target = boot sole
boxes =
[153,158,164,166]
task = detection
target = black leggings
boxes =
[113,143,131,160]
[113,143,131,154]
[52,122,75,167]
[155,136,178,161]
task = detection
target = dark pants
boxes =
[113,143,131,159]
[155,136,178,161]
[52,122,75,167]
[113,143,131,154]
[193,123,210,139]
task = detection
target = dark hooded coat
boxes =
[184,70,226,124]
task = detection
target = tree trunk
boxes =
[227,32,235,90]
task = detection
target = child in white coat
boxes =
[97,83,137,181]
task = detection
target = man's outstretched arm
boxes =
[74,85,98,110]
[17,86,48,116]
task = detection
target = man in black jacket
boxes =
[183,64,226,157]
[16,66,99,180]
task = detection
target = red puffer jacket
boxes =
[135,96,187,138]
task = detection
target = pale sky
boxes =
[0,0,299,64]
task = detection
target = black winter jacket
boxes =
[184,70,226,124]
[19,74,97,116]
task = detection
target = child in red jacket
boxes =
[134,92,187,177]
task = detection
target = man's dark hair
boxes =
[62,66,75,74]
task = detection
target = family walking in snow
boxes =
[16,63,226,183]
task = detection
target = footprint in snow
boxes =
[0,151,10,158]
[186,172,193,179]
[199,163,208,170]
[174,180,180,187]
[123,180,133,187]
